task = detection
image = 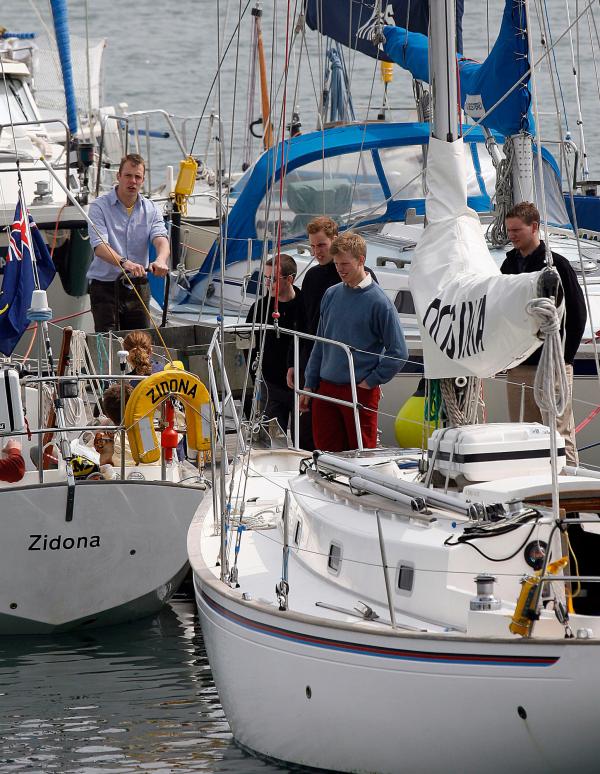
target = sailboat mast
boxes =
[429,0,459,142]
[253,4,274,150]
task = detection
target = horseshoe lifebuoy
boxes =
[123,362,211,464]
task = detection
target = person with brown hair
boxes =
[87,153,170,332]
[93,382,135,468]
[286,216,377,448]
[300,232,406,452]
[123,330,157,379]
[501,202,586,465]
[246,254,303,436]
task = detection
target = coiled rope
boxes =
[526,296,568,420]
[486,135,514,247]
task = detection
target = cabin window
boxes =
[1,78,39,126]
[294,520,302,546]
[379,146,427,200]
[394,290,415,315]
[327,542,343,575]
[396,563,415,594]
[254,151,387,240]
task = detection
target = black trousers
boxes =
[264,381,295,438]
[89,278,151,332]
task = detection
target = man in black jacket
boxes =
[246,254,302,437]
[502,202,586,464]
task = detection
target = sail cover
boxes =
[382,0,532,137]
[304,0,464,60]
[410,137,543,378]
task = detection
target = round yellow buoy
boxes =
[394,378,436,449]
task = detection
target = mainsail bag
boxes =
[410,137,543,378]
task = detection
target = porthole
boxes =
[396,563,415,594]
[294,520,302,546]
[327,542,342,575]
[524,540,547,571]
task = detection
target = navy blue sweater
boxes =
[304,281,407,389]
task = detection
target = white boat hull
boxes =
[0,479,203,634]
[195,577,600,774]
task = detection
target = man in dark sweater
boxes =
[501,202,586,464]
[286,216,377,449]
[301,232,407,452]
[246,254,303,437]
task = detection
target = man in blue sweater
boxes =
[301,232,407,451]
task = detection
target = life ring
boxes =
[123,362,211,464]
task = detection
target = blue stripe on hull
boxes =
[201,590,559,667]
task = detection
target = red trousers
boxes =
[311,380,380,452]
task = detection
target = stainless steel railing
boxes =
[204,322,364,452]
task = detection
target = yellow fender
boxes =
[124,362,211,464]
[395,379,436,449]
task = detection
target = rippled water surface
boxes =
[0,600,286,773]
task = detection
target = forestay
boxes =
[410,137,543,378]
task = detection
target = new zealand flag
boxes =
[0,198,56,356]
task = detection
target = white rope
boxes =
[486,135,514,246]
[526,297,568,420]
[440,377,481,427]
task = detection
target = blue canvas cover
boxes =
[182,122,494,296]
[383,0,532,137]
[304,0,464,60]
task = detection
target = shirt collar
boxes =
[109,187,140,208]
[353,273,372,289]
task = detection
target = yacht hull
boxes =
[0,479,203,634]
[195,575,600,774]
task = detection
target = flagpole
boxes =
[19,187,41,292]
[16,176,76,504]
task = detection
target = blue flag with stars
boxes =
[0,199,56,356]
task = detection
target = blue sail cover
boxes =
[304,0,464,60]
[184,121,494,293]
[383,0,532,137]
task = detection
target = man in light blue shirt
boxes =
[87,153,169,332]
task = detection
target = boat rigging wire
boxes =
[563,0,589,179]
[529,0,600,411]
[188,0,254,158]
[586,4,600,109]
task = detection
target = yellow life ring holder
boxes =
[124,362,211,464]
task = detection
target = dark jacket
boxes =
[500,241,586,365]
[246,288,303,388]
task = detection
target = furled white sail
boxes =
[409,137,544,378]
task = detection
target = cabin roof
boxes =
[0,60,30,78]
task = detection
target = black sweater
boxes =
[500,241,586,365]
[246,289,303,388]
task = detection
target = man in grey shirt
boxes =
[87,153,170,332]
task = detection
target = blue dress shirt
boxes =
[87,188,168,281]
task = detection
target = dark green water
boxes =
[0,599,287,773]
